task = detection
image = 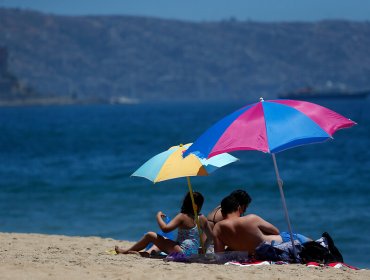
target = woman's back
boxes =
[176,213,203,256]
[178,213,197,229]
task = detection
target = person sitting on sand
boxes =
[213,194,310,254]
[115,191,213,257]
[207,189,252,231]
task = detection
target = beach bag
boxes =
[300,232,343,264]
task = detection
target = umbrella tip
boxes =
[259,97,264,102]
[179,143,183,147]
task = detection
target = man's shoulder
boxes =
[242,214,260,220]
[213,218,228,229]
[215,217,237,228]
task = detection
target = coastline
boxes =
[0,232,368,280]
[0,96,139,107]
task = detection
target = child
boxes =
[115,191,213,256]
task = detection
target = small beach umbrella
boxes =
[132,143,238,253]
[183,98,356,257]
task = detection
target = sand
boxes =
[0,232,368,280]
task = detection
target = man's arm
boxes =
[257,216,280,235]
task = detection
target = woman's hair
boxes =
[181,191,204,215]
[230,189,252,207]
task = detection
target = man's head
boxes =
[221,194,241,217]
[230,189,252,214]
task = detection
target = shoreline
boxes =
[0,232,368,280]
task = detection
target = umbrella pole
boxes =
[186,176,205,254]
[271,153,297,260]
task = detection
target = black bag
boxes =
[322,231,344,263]
[300,232,343,264]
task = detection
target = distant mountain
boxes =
[0,46,40,105]
[1,8,370,104]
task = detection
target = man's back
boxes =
[213,214,282,253]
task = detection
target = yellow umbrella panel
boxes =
[132,143,237,182]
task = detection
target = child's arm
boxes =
[156,211,182,232]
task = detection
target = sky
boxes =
[0,0,369,22]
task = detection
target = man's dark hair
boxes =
[230,189,252,207]
[181,191,204,215]
[221,194,240,217]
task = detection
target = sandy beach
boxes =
[0,232,368,280]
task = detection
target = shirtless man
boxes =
[213,194,283,254]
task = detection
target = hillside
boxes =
[1,8,370,104]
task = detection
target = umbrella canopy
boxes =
[183,98,356,259]
[183,98,356,158]
[132,143,238,183]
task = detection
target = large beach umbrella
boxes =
[132,143,238,253]
[183,98,356,257]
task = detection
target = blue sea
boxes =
[0,99,369,268]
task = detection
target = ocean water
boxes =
[0,99,369,268]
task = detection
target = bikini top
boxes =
[208,206,221,224]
